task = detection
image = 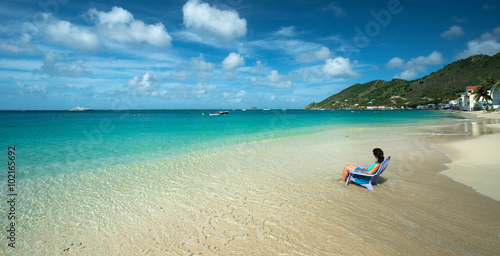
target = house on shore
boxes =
[459,86,479,111]
[492,83,500,109]
[459,83,500,111]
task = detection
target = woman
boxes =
[338,148,384,182]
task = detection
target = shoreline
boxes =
[429,110,500,201]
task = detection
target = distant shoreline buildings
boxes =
[349,83,500,111]
[457,83,500,111]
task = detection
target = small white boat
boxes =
[208,111,229,116]
[69,106,93,111]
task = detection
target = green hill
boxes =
[305,53,500,109]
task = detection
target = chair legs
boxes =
[345,173,376,191]
[361,183,374,191]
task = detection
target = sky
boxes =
[1,0,499,110]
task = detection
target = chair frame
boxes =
[345,156,391,191]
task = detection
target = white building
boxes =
[492,83,500,109]
[459,86,479,111]
[460,84,499,111]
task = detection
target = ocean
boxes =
[1,109,450,180]
[2,109,470,255]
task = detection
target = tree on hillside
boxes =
[472,79,495,110]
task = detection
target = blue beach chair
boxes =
[345,156,391,191]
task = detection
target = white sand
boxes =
[436,124,500,201]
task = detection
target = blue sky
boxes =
[1,0,499,110]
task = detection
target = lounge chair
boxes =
[345,156,391,191]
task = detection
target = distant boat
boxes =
[208,111,229,116]
[263,107,271,111]
[69,106,93,111]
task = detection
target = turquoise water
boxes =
[1,110,451,179]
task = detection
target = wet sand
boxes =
[430,111,500,201]
[433,125,500,201]
[4,117,500,255]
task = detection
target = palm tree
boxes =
[472,79,494,110]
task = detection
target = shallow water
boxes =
[1,110,449,179]
[2,110,499,255]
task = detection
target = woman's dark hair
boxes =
[373,148,384,163]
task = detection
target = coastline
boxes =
[429,110,500,201]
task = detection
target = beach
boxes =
[429,111,500,201]
[1,111,500,255]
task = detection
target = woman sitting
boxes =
[338,148,384,182]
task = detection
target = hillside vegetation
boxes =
[305,53,500,109]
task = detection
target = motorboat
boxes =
[69,106,93,111]
[208,111,229,116]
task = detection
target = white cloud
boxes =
[482,4,496,10]
[0,34,39,55]
[89,6,133,24]
[126,72,161,94]
[295,53,314,63]
[322,57,360,78]
[455,26,500,59]
[276,81,293,89]
[398,69,418,80]
[42,14,101,52]
[189,54,215,82]
[388,51,445,80]
[386,57,405,69]
[190,54,215,71]
[169,83,216,97]
[236,90,246,97]
[36,52,92,77]
[440,25,465,40]
[170,54,216,83]
[182,0,247,42]
[222,52,245,70]
[16,81,47,97]
[222,89,247,103]
[253,39,323,59]
[413,51,444,65]
[174,30,240,49]
[87,6,172,49]
[266,70,294,89]
[139,83,217,99]
[321,2,345,17]
[267,70,282,83]
[250,60,265,74]
[315,47,332,60]
[172,70,189,82]
[275,26,297,37]
[296,46,332,63]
